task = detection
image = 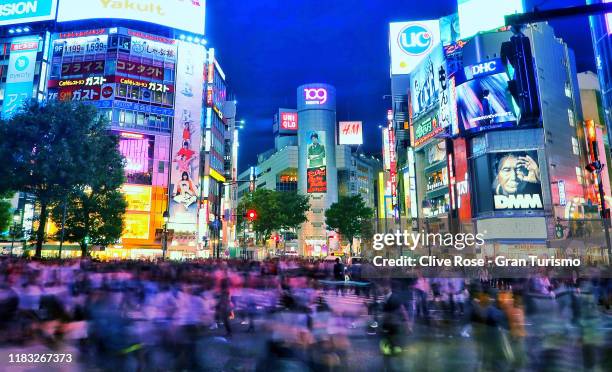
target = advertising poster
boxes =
[456,73,518,133]
[57,0,206,35]
[169,41,205,232]
[410,44,446,116]
[338,121,363,145]
[491,150,543,210]
[0,0,57,26]
[383,128,391,170]
[307,131,327,193]
[389,20,440,75]
[2,36,39,118]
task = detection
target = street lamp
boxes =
[10,210,21,256]
[162,210,169,260]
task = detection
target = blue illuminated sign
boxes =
[113,101,174,116]
[398,24,434,56]
[0,0,58,26]
[464,59,504,79]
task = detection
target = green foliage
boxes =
[51,131,127,257]
[277,191,310,231]
[0,199,11,235]
[237,189,310,243]
[0,100,125,257]
[325,194,374,254]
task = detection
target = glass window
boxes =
[576,167,584,185]
[117,84,127,97]
[136,113,145,126]
[568,108,575,127]
[130,86,140,100]
[571,137,580,155]
[124,111,135,125]
[154,91,163,104]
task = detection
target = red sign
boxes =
[62,61,105,76]
[59,29,106,39]
[280,112,298,131]
[117,60,163,80]
[453,138,472,221]
[57,86,102,101]
[307,168,327,193]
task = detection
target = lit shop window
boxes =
[568,108,575,127]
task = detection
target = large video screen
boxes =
[491,150,543,211]
[57,0,206,35]
[456,73,518,133]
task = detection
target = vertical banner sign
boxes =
[383,128,391,171]
[453,138,472,221]
[2,36,39,118]
[169,41,205,236]
[388,111,398,209]
[307,131,327,193]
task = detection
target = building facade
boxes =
[0,1,238,259]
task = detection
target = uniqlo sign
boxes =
[280,112,298,131]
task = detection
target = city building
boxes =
[389,3,598,259]
[238,97,380,257]
[0,1,239,259]
[587,0,612,147]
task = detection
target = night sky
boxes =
[206,0,596,171]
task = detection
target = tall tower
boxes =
[297,84,338,256]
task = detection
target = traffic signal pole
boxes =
[505,3,612,26]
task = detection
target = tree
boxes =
[50,130,127,257]
[0,192,12,235]
[277,191,310,234]
[0,100,121,257]
[325,195,374,256]
[237,189,280,243]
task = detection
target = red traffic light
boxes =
[246,209,257,221]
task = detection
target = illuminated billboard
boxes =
[410,44,446,116]
[458,0,523,39]
[169,41,205,233]
[279,110,298,132]
[2,36,40,118]
[0,0,57,26]
[491,150,543,210]
[297,83,336,111]
[456,73,518,133]
[306,131,327,193]
[606,0,612,35]
[57,0,206,35]
[389,20,440,75]
[338,121,363,145]
[412,115,445,148]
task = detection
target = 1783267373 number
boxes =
[7,353,73,363]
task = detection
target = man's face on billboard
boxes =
[311,136,319,145]
[497,155,520,194]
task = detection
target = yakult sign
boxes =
[389,20,440,75]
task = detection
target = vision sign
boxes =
[0,0,58,26]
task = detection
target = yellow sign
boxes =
[209,168,226,183]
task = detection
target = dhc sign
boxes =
[465,58,504,79]
[0,0,57,26]
[398,24,434,55]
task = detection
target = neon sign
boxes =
[304,88,328,105]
